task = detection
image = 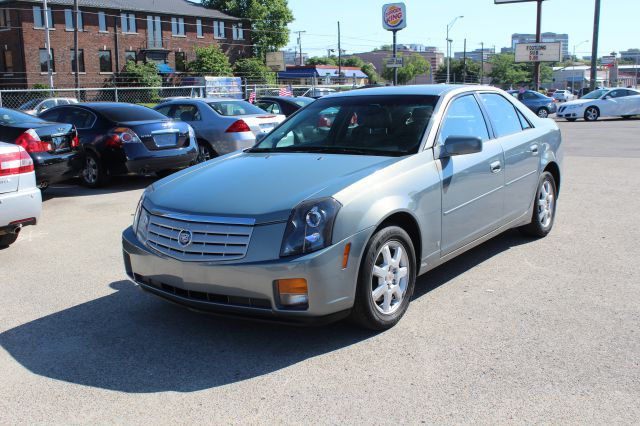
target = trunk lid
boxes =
[238,114,286,136]
[121,120,191,151]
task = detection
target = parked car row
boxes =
[556,87,640,121]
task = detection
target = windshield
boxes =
[19,99,43,110]
[100,105,167,122]
[0,107,45,125]
[250,95,440,157]
[582,89,608,99]
[208,100,266,116]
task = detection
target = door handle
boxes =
[490,161,501,173]
[530,144,539,155]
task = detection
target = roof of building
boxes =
[278,65,368,79]
[5,0,242,20]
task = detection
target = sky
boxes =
[284,0,639,58]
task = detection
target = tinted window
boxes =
[59,107,96,128]
[517,109,532,130]
[479,93,523,137]
[154,105,171,116]
[170,104,201,121]
[582,89,608,99]
[208,100,266,116]
[38,109,63,123]
[256,101,281,114]
[0,108,45,125]
[293,97,314,107]
[439,95,489,143]
[609,90,624,98]
[98,105,167,122]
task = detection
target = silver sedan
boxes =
[154,98,285,162]
[124,85,562,330]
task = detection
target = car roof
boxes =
[327,84,499,98]
[259,96,314,102]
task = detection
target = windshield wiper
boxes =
[249,145,402,156]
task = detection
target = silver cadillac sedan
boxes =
[122,85,562,330]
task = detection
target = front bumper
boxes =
[122,225,372,323]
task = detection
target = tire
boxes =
[519,171,557,238]
[80,151,108,188]
[196,140,217,163]
[350,226,417,331]
[584,106,599,122]
[0,233,18,248]
[536,107,549,118]
[566,118,577,122]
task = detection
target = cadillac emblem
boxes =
[178,230,192,247]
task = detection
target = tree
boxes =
[487,53,530,87]
[382,53,430,85]
[203,0,294,59]
[234,57,276,84]
[342,57,364,68]
[375,45,393,51]
[435,59,481,84]
[187,45,233,76]
[306,56,337,66]
[119,61,161,87]
[361,62,380,84]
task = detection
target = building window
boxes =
[39,48,55,72]
[0,9,10,29]
[147,15,162,48]
[99,50,112,73]
[232,23,244,40]
[98,11,107,32]
[64,9,83,31]
[1,50,14,72]
[124,50,137,64]
[213,20,224,39]
[70,49,85,73]
[175,52,186,72]
[196,19,203,38]
[121,12,136,33]
[33,6,53,29]
[171,17,185,36]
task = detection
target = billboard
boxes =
[515,42,561,63]
[266,51,285,71]
[382,3,406,31]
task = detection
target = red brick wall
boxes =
[0,1,252,89]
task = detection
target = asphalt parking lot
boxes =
[1,118,639,424]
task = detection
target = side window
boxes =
[609,90,622,98]
[516,108,532,130]
[170,104,201,121]
[438,95,489,144]
[37,100,56,113]
[522,92,538,100]
[57,107,95,129]
[154,105,171,116]
[257,101,281,114]
[39,109,62,122]
[479,93,523,137]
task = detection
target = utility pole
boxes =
[589,0,601,91]
[337,21,342,79]
[533,0,543,90]
[74,0,80,93]
[480,42,484,84]
[294,31,306,66]
[43,0,54,92]
[462,38,467,83]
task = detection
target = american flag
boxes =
[279,85,293,97]
[248,90,256,103]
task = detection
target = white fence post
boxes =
[114,87,119,103]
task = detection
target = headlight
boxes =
[280,197,342,257]
[133,186,153,243]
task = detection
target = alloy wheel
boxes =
[537,108,549,118]
[197,143,211,163]
[371,240,410,315]
[83,156,98,184]
[537,180,555,228]
[585,107,599,121]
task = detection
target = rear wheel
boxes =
[584,106,599,121]
[81,151,108,188]
[351,226,416,330]
[0,233,18,248]
[536,107,549,118]
[519,171,557,238]
[196,140,216,163]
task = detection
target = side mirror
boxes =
[440,136,483,158]
[255,132,268,144]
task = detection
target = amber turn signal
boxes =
[342,243,351,269]
[276,278,309,308]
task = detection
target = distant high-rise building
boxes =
[501,47,514,54]
[511,33,569,60]
[620,49,640,63]
[454,47,496,62]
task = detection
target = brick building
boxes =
[349,49,444,84]
[0,0,252,88]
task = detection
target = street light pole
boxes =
[572,39,589,94]
[446,15,463,84]
[480,42,484,84]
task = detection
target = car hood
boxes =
[561,99,592,107]
[146,151,400,224]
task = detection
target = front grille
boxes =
[134,273,271,309]
[146,213,253,262]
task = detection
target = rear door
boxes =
[438,94,506,255]
[479,93,541,222]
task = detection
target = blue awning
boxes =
[157,63,175,74]
[278,68,318,79]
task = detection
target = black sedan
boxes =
[0,107,81,189]
[39,103,198,187]
[254,96,315,117]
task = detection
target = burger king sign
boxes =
[382,3,407,31]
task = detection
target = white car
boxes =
[552,90,576,102]
[18,97,78,115]
[557,88,640,121]
[0,142,42,247]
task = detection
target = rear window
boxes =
[0,107,45,125]
[98,105,167,122]
[207,100,266,116]
[293,98,314,107]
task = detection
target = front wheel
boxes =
[537,107,549,118]
[351,226,416,331]
[584,106,599,122]
[519,171,557,238]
